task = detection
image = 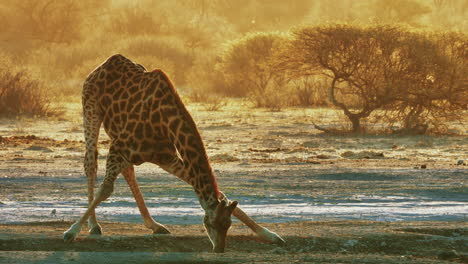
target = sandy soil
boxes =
[0,102,467,263]
[0,221,467,263]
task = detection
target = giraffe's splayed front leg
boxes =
[63,222,82,242]
[219,191,286,245]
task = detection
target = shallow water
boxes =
[1,191,466,225]
[0,134,466,225]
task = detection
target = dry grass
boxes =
[0,66,51,117]
[185,91,227,111]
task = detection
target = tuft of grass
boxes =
[66,123,82,133]
[0,65,52,117]
[203,97,227,111]
[186,91,227,111]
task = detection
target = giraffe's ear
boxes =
[216,200,227,214]
[227,200,238,214]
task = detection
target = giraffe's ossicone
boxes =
[63,54,284,253]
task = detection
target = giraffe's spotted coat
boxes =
[83,54,219,204]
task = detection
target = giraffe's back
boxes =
[83,54,182,164]
[83,54,208,168]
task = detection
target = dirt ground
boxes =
[0,102,467,263]
[0,220,467,263]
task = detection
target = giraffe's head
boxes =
[203,199,238,253]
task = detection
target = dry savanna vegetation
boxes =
[0,0,466,134]
[1,2,468,263]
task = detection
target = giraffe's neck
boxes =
[155,70,220,211]
[182,154,220,211]
[170,115,220,211]
[198,188,219,212]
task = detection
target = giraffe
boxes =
[63,54,284,253]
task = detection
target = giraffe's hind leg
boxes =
[82,95,103,235]
[85,137,102,235]
[122,166,170,234]
[64,86,104,241]
[64,144,127,242]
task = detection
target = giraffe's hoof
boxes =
[63,232,76,243]
[259,227,286,245]
[273,235,286,245]
[153,226,171,235]
[89,224,103,235]
[63,222,81,242]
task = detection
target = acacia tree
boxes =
[286,25,467,133]
[288,25,411,132]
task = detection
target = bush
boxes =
[27,40,107,96]
[288,77,329,107]
[121,36,192,85]
[0,65,51,117]
[389,31,468,133]
[1,1,106,45]
[216,32,291,110]
[105,5,166,36]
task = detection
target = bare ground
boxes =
[0,220,467,263]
